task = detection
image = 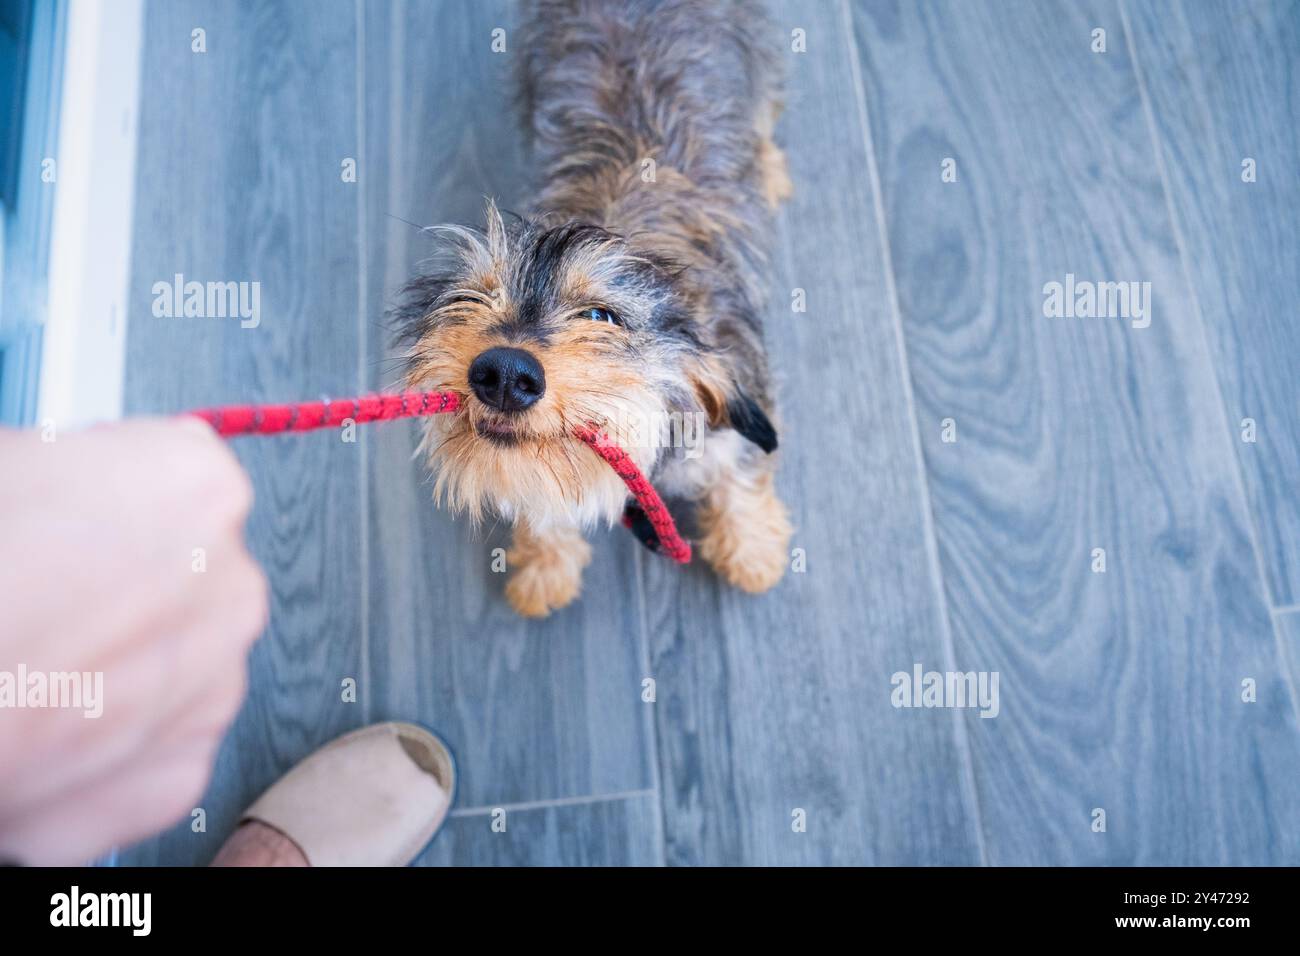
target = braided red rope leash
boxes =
[188,390,461,436]
[185,390,691,564]
[571,424,692,563]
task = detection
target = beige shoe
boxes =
[238,722,455,867]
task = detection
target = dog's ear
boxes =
[688,356,778,454]
[725,390,778,453]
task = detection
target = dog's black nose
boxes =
[468,346,546,413]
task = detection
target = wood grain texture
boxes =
[1123,0,1300,607]
[637,0,985,866]
[850,0,1300,864]
[1280,612,1300,692]
[418,796,661,866]
[118,0,366,865]
[359,0,655,814]
[110,0,1300,868]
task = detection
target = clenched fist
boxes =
[0,418,268,864]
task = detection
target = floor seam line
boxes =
[631,545,669,866]
[839,0,990,867]
[1119,0,1300,737]
[449,788,658,818]
[355,0,371,727]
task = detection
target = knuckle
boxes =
[228,462,256,517]
[156,420,255,520]
[210,667,248,728]
[174,421,253,512]
[209,449,255,520]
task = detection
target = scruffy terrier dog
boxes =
[400,0,793,617]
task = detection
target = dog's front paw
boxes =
[505,561,582,617]
[504,529,591,618]
[699,485,793,594]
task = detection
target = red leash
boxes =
[188,390,460,435]
[186,390,691,564]
[571,424,692,564]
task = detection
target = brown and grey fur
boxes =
[400,0,793,616]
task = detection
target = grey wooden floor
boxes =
[118,0,1300,865]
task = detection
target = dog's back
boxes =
[520,0,781,214]
[519,0,785,409]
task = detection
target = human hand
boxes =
[0,418,268,864]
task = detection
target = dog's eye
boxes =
[583,307,621,326]
[441,292,481,308]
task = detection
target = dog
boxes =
[399,0,793,617]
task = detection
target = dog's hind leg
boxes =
[505,520,591,618]
[756,101,793,209]
[756,137,793,209]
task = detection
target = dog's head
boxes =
[400,201,760,527]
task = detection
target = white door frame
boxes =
[38,0,144,430]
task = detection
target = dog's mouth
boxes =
[474,416,525,446]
